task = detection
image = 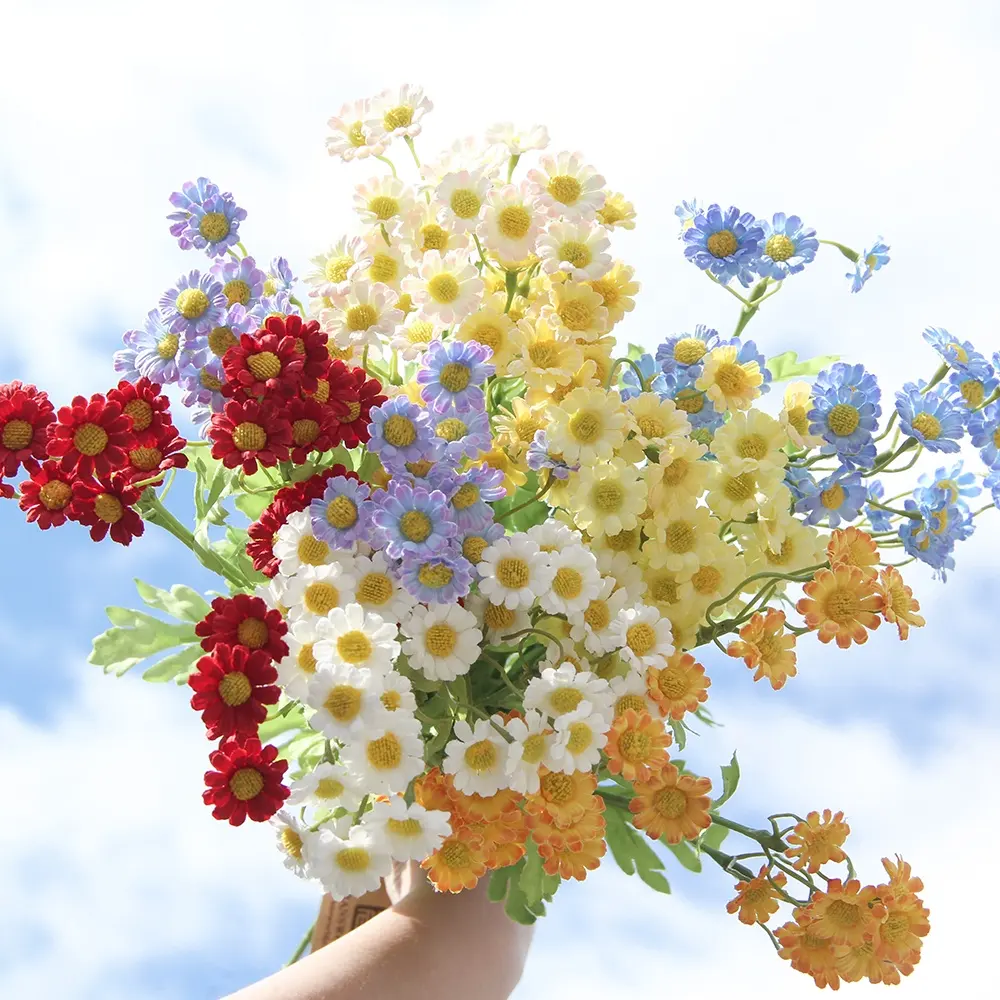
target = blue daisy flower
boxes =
[369,481,458,560]
[311,476,373,549]
[921,328,992,380]
[898,487,974,581]
[755,213,819,281]
[620,354,669,401]
[526,430,581,481]
[456,520,506,572]
[683,204,763,288]
[895,382,965,453]
[185,302,258,361]
[784,465,817,502]
[808,363,881,468]
[159,270,227,340]
[655,325,720,378]
[985,469,1000,508]
[367,398,442,473]
[967,401,1000,468]
[189,402,215,440]
[248,290,296,326]
[417,340,495,415]
[167,177,246,258]
[794,469,866,528]
[431,407,492,462]
[674,199,702,236]
[264,257,296,297]
[114,308,200,385]
[863,480,894,532]
[847,237,890,293]
[399,545,473,604]
[210,255,266,311]
[914,461,981,508]
[662,369,726,439]
[178,357,226,412]
[430,465,508,529]
[948,364,998,414]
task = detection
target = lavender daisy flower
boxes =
[369,480,458,560]
[922,328,993,381]
[248,290,296,326]
[683,204,763,287]
[898,487,973,580]
[619,354,668,401]
[526,430,580,481]
[914,461,981,508]
[896,382,965,453]
[431,407,492,462]
[457,520,506,572]
[864,481,894,532]
[794,469,866,529]
[948,363,997,413]
[655,325,720,377]
[367,397,442,472]
[193,302,258,361]
[211,255,266,310]
[755,213,819,281]
[178,357,226,412]
[674,198,702,236]
[847,237,890,293]
[985,469,1000,509]
[114,309,198,385]
[264,257,296,297]
[661,369,726,443]
[417,339,495,415]
[167,177,246,258]
[189,402,215,440]
[808,362,881,468]
[968,401,1000,468]
[399,545,473,604]
[159,270,227,340]
[311,476,372,549]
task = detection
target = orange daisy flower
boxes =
[875,891,930,968]
[873,567,926,640]
[537,814,607,881]
[834,939,895,984]
[725,865,787,925]
[451,787,524,823]
[784,808,850,873]
[528,794,606,851]
[414,766,457,812]
[605,709,673,782]
[827,526,879,580]
[525,768,598,828]
[878,854,924,900]
[421,825,487,893]
[801,878,886,947]
[630,767,712,844]
[775,917,841,990]
[646,652,711,720]
[726,608,798,690]
[796,565,881,649]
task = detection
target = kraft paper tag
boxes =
[310,886,392,952]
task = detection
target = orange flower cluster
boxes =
[525,769,607,880]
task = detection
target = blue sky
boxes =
[2,2,999,997]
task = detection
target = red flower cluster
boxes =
[191,594,290,824]
[1,377,188,545]
[209,314,386,475]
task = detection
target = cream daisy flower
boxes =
[485,122,550,155]
[537,543,602,617]
[506,317,583,395]
[436,169,490,233]
[647,438,711,515]
[577,341,615,388]
[273,509,336,578]
[527,152,606,220]
[639,562,684,621]
[321,281,404,349]
[306,236,373,294]
[536,222,612,282]
[255,575,290,616]
[754,485,798,554]
[494,397,548,458]
[478,534,555,610]
[586,260,639,327]
[377,671,417,715]
[283,563,358,621]
[401,603,482,681]
[325,98,387,162]
[288,761,364,814]
[353,175,416,231]
[276,616,323,701]
[305,663,387,740]
[313,603,400,675]
[550,702,610,773]
[341,711,425,794]
[443,718,511,797]
[696,344,766,413]
[455,296,518,373]
[366,798,451,863]
[675,534,746,607]
[568,457,646,538]
[401,201,471,263]
[712,409,788,477]
[610,605,674,670]
[739,517,826,583]
[781,380,825,449]
[314,822,393,901]
[351,551,417,624]
[705,465,784,522]
[544,281,609,341]
[272,811,314,876]
[645,503,723,574]
[463,594,531,646]
[626,394,692,451]
[524,663,614,720]
[478,182,544,263]
[525,518,581,555]
[568,575,630,655]
[369,84,433,140]
[390,317,441,362]
[504,710,557,794]
[362,234,408,290]
[595,548,647,603]
[421,135,504,185]
[545,386,627,464]
[608,670,660,719]
[401,250,484,325]
[596,192,636,230]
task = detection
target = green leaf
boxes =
[696,821,730,856]
[663,837,702,873]
[765,350,840,383]
[669,718,687,751]
[518,840,561,908]
[88,613,198,677]
[712,751,740,810]
[141,643,202,683]
[277,730,324,763]
[135,580,211,623]
[488,866,514,903]
[235,491,271,522]
[603,803,671,894]
[627,342,645,361]
[258,704,309,744]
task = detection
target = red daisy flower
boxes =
[18,460,76,529]
[195,593,289,661]
[68,474,145,545]
[189,644,281,739]
[209,398,292,475]
[263,314,329,394]
[47,393,134,478]
[0,480,13,500]
[0,382,56,477]
[286,396,336,465]
[123,426,189,482]
[302,357,353,418]
[203,734,289,826]
[329,365,386,448]
[106,378,175,441]
[222,329,304,399]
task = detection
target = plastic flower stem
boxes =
[353,794,370,824]
[473,233,500,274]
[705,270,750,306]
[260,465,280,487]
[132,471,167,490]
[237,241,248,257]
[389,349,400,385]
[503,269,518,313]
[226,248,241,262]
[873,409,899,441]
[701,844,756,881]
[867,498,921,520]
[374,154,397,178]
[497,471,554,521]
[605,357,645,390]
[882,444,923,475]
[768,812,806,829]
[403,136,420,168]
[759,924,781,954]
[974,502,996,517]
[973,387,1000,411]
[185,440,211,447]
[506,154,520,183]
[158,467,178,503]
[818,239,859,263]
[920,363,950,394]
[289,295,306,318]
[709,814,788,853]
[703,564,828,629]
[867,437,917,476]
[285,922,316,966]
[497,625,566,660]
[766,852,819,891]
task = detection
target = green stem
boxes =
[705,270,750,305]
[873,409,898,442]
[498,625,566,660]
[506,154,520,182]
[497,471,554,521]
[389,349,400,385]
[289,294,307,319]
[921,363,950,394]
[867,498,920,520]
[473,233,500,273]
[285,922,316,965]
[503,269,519,313]
[404,136,421,168]
[866,438,917,476]
[701,844,756,882]
[605,356,645,390]
[375,154,397,178]
[974,387,1000,411]
[711,814,788,853]
[818,239,859,263]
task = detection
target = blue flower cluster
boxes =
[898,466,978,580]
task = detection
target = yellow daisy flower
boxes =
[455,294,518,374]
[544,281,609,342]
[711,408,788,477]
[630,767,712,844]
[705,464,784,522]
[726,866,787,925]
[493,397,549,459]
[587,261,639,327]
[696,344,766,412]
[785,809,850,873]
[507,317,583,395]
[644,502,722,574]
[471,446,527,497]
[577,338,615,386]
[739,517,826,582]
[595,192,636,230]
[781,381,824,449]
[873,566,925,640]
[545,386,628,464]
[647,438,711,515]
[797,566,882,649]
[675,535,745,607]
[625,393,691,452]
[568,457,647,538]
[530,358,600,407]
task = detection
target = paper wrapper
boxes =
[310,885,392,951]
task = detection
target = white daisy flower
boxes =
[436,169,490,232]
[420,136,504,186]
[353,175,416,231]
[550,702,610,773]
[369,84,433,141]
[320,280,404,350]
[525,518,581,555]
[390,316,442,362]
[313,603,400,675]
[536,221,612,281]
[537,543,602,617]
[463,593,531,646]
[478,182,544,264]
[283,563,358,622]
[401,250,484,326]
[400,200,471,264]
[378,670,417,716]
[351,551,417,624]
[326,98,387,162]
[523,663,614,720]
[362,233,408,290]
[504,710,557,794]
[527,151,606,221]
[313,822,393,901]
[443,718,511,797]
[305,236,374,295]
[287,760,364,814]
[341,712,426,794]
[610,605,675,671]
[485,122,550,155]
[271,811,315,876]
[273,509,336,578]
[401,603,482,681]
[366,798,451,863]
[568,575,630,655]
[478,534,555,610]
[608,670,660,719]
[276,616,323,701]
[256,574,291,616]
[305,663,387,740]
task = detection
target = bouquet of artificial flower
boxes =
[5,83,998,990]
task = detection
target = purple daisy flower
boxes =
[367,397,443,473]
[248,290,296,326]
[456,520,506,573]
[264,257,296,297]
[655,325,720,378]
[113,308,199,385]
[526,430,580,481]
[431,407,492,462]
[178,356,226,412]
[399,545,473,604]
[186,302,258,361]
[417,340,495,415]
[683,204,763,287]
[369,480,458,560]
[159,270,227,339]
[311,476,372,549]
[429,465,507,529]
[210,255,266,311]
[167,177,246,258]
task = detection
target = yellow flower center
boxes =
[39,480,72,510]
[440,838,472,869]
[691,565,722,595]
[280,827,303,860]
[558,240,592,268]
[547,174,582,205]
[959,379,985,407]
[237,617,269,648]
[462,535,488,564]
[209,326,237,357]
[737,433,768,460]
[386,817,422,838]
[826,403,860,437]
[583,599,610,632]
[232,422,266,452]
[569,409,603,443]
[417,562,453,590]
[399,510,433,542]
[552,567,584,600]
[315,776,345,799]
[355,573,392,607]
[420,224,448,253]
[765,538,794,566]
[823,586,862,624]
[786,405,809,434]
[451,482,480,509]
[435,417,468,444]
[605,526,638,551]
[615,694,648,717]
[297,643,318,674]
[755,632,784,662]
[597,201,626,226]
[2,418,32,450]
[346,303,378,332]
[450,188,481,219]
[765,233,795,262]
[521,732,547,765]
[218,671,252,707]
[198,212,230,243]
[495,556,530,589]
[589,277,619,307]
[93,493,123,524]
[637,415,666,439]
[176,287,210,320]
[247,351,282,381]
[438,362,471,393]
[880,912,909,945]
[550,688,584,714]
[152,332,179,361]
[296,534,329,566]
[825,899,863,929]
[911,412,942,440]
[946,342,969,363]
[405,321,434,346]
[324,684,362,722]
[468,321,502,353]
[368,195,399,221]
[820,484,846,510]
[664,520,695,553]
[483,602,516,631]
[674,338,708,365]
[714,362,751,397]
[558,300,595,332]
[618,729,652,762]
[223,279,251,307]
[229,767,264,801]
[541,770,574,804]
[724,472,756,502]
[657,667,688,699]
[526,341,559,369]
[498,205,532,240]
[200,369,223,391]
[121,399,153,433]
[674,388,705,414]
[335,847,371,872]
[424,622,458,657]
[346,120,366,147]
[380,689,402,711]
[323,495,357,531]
[592,479,625,513]
[652,786,687,819]
[464,739,498,772]
[565,722,593,754]
[706,230,738,258]
[304,582,340,616]
[73,423,109,457]
[337,630,374,664]
[325,255,355,283]
[428,273,460,304]
[383,104,414,130]
[626,622,657,656]
[648,573,679,605]
[382,415,417,449]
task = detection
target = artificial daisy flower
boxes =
[203,734,289,826]
[784,808,850,873]
[610,605,674,671]
[167,177,246,258]
[727,609,798,690]
[196,593,289,661]
[795,469,867,529]
[485,122,550,154]
[0,384,53,477]
[525,767,599,828]
[847,237,891,292]
[644,503,722,575]
[525,518,581,555]
[314,821,393,901]
[399,546,474,605]
[361,233,408,290]
[549,702,610,773]
[369,479,457,560]
[273,509,336,577]
[545,386,627,464]
[803,879,887,948]
[401,250,483,326]
[607,669,659,718]
[321,280,405,350]
[646,437,710,514]
[350,551,416,624]
[523,663,614,720]
[604,709,672,783]
[416,338,494,414]
[436,169,490,232]
[422,825,488,893]
[305,662,387,740]
[275,617,324,701]
[895,381,965,453]
[625,393,691,452]
[16,461,75,530]
[568,458,646,539]
[705,465,781,522]
[712,409,788,477]
[444,718,512,797]
[325,97,387,161]
[353,175,415,231]
[506,316,584,394]
[696,341,767,413]
[527,152,605,221]
[797,565,881,649]
[826,525,880,580]
[683,204,763,287]
[210,255,264,313]
[755,213,819,281]
[47,392,133,479]
[456,518,505,569]
[740,515,827,583]
[68,474,145,546]
[596,192,636,230]
[568,576,630,655]
[369,84,433,140]
[401,200,471,261]
[309,476,372,551]
[283,562,358,621]
[504,711,557,795]
[646,651,711,720]
[159,271,227,346]
[377,671,416,716]
[306,236,374,294]
[287,760,363,814]
[781,381,825,449]
[675,535,745,608]
[655,324,721,378]
[629,767,712,844]
[493,397,549,460]
[390,317,441,362]
[367,798,452,863]
[726,866,788,925]
[209,398,292,475]
[464,593,531,646]
[366,396,442,473]
[455,297,518,373]
[188,645,280,739]
[313,603,400,674]
[536,221,612,281]
[808,362,881,468]
[544,280,610,341]
[587,260,639,327]
[478,534,556,610]
[341,711,426,794]
[478,182,543,263]
[401,603,482,681]
[873,566,926,640]
[272,811,313,876]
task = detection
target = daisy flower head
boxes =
[780,380,825,449]
[276,616,325,701]
[754,213,819,281]
[645,651,710,720]
[401,200,471,262]
[478,182,544,264]
[203,734,289,827]
[847,237,890,292]
[545,386,627,464]
[68,474,145,546]
[309,476,372,550]
[159,270,227,342]
[712,408,788,477]
[390,317,441,363]
[444,718,512,798]
[431,406,493,463]
[306,236,374,295]
[874,566,926,640]
[485,122,550,155]
[536,221,612,282]
[116,309,198,386]
[949,360,998,411]
[422,825,488,894]
[313,821,393,901]
[464,593,531,646]
[326,97,387,161]
[696,339,770,413]
[647,436,710,511]
[523,663,614,721]
[610,604,674,671]
[549,702,610,774]
[46,392,133,480]
[808,362,881,468]
[625,393,691,451]
[342,711,425,794]
[705,463,781,522]
[477,534,556,610]
[797,565,881,649]
[645,503,722,574]
[209,398,292,475]
[596,192,636,230]
[525,429,580,482]
[367,798,451,863]
[568,457,646,538]
[167,177,245,258]
[922,327,993,383]
[587,260,639,328]
[455,297,518,373]
[369,84,432,141]
[305,660,388,740]
[795,469,867,529]
[569,576,630,655]
[400,602,482,682]
[17,461,75,530]
[915,460,981,508]
[683,204,763,287]
[287,760,363,814]
[630,767,712,844]
[436,169,490,232]
[525,517,582,556]
[537,544,602,617]
[283,562,358,621]
[271,811,313,876]
[456,518,505,571]
[506,316,583,394]
[0,382,54,478]
[827,525,880,581]
[661,369,725,441]
[401,250,483,326]
[618,353,667,402]
[399,545,474,604]
[727,608,798,690]
[353,175,416,232]
[784,809,850,873]
[895,382,964,453]
[604,709,672,783]
[527,151,605,221]
[221,329,305,401]
[196,592,289,661]
[726,865,787,926]
[503,711,557,792]
[366,396,442,472]
[210,255,265,312]
[607,669,659,718]
[188,645,280,740]
[313,603,400,675]
[544,280,610,342]
[369,480,457,560]
[415,337,494,414]
[675,534,746,607]
[321,280,404,350]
